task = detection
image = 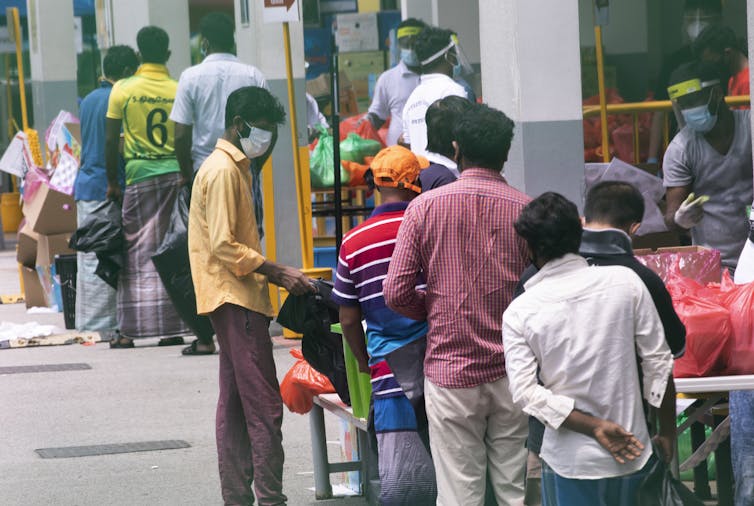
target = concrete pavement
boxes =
[0,250,367,506]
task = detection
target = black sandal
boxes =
[109,337,134,349]
[158,336,186,347]
[181,340,215,356]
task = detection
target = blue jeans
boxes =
[541,457,654,506]
[730,390,754,506]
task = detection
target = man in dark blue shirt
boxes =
[73,45,137,332]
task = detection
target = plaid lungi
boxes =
[118,172,190,339]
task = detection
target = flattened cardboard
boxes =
[36,233,74,267]
[21,266,47,308]
[16,221,38,268]
[23,183,77,235]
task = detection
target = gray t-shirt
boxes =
[663,110,753,268]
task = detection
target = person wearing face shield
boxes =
[188,86,314,506]
[170,12,268,355]
[401,27,470,157]
[646,0,722,164]
[364,18,426,146]
[693,24,749,109]
[663,61,753,273]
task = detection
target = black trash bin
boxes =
[54,254,77,330]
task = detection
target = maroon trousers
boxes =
[209,303,286,506]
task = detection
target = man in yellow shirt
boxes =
[105,26,192,347]
[188,85,313,505]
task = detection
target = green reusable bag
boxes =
[310,126,350,188]
[339,132,382,164]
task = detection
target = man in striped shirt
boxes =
[332,145,436,505]
[384,103,531,505]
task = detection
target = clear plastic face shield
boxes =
[396,26,423,67]
[683,8,719,42]
[668,78,721,130]
[419,34,473,77]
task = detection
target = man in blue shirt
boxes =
[73,45,138,332]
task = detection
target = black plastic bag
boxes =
[635,448,705,506]
[69,199,124,288]
[277,280,350,404]
[151,186,214,342]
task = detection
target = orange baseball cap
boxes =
[370,145,429,194]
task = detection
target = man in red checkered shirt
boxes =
[384,102,531,505]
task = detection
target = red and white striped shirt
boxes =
[384,168,531,388]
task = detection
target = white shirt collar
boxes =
[523,253,587,291]
[398,60,418,77]
[425,152,457,170]
[202,53,239,63]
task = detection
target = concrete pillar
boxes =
[109,0,191,79]
[401,0,432,24]
[479,0,584,207]
[235,0,307,268]
[746,1,754,172]
[26,0,78,131]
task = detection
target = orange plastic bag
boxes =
[280,348,335,414]
[342,160,369,187]
[671,294,733,378]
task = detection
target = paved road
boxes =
[0,253,367,506]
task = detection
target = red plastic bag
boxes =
[280,348,335,414]
[672,294,733,378]
[339,113,386,148]
[719,276,754,374]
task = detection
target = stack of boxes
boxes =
[17,183,77,309]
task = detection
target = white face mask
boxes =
[686,20,709,41]
[239,122,273,159]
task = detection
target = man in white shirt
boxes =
[503,192,676,505]
[170,12,268,356]
[401,27,467,156]
[366,18,425,146]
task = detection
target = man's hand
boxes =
[264,263,314,296]
[106,183,122,204]
[653,434,674,464]
[593,420,645,464]
[674,192,709,229]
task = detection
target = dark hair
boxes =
[397,17,426,30]
[452,103,514,170]
[692,24,739,57]
[137,26,170,64]
[514,192,582,263]
[200,12,235,52]
[414,27,454,67]
[684,0,722,15]
[668,60,724,86]
[225,86,286,128]
[584,181,645,229]
[103,45,138,80]
[425,96,473,158]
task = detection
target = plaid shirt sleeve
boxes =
[384,203,427,320]
[332,244,359,306]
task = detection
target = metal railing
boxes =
[582,95,751,164]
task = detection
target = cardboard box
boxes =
[634,245,722,285]
[36,233,74,267]
[22,183,77,235]
[16,221,38,268]
[335,12,379,52]
[21,266,47,308]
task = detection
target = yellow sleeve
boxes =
[106,81,126,120]
[205,166,266,277]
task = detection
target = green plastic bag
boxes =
[340,132,382,164]
[310,126,350,188]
